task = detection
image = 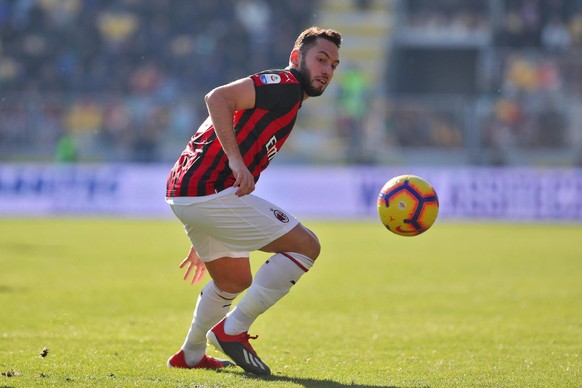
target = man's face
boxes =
[297,38,340,97]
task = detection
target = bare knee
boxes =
[205,257,253,294]
[213,274,252,294]
[303,231,321,260]
[260,224,322,261]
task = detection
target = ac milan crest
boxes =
[272,209,289,223]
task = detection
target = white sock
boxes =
[224,252,314,335]
[181,281,239,366]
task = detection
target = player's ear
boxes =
[289,49,301,68]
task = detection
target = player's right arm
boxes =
[204,78,256,197]
[179,246,206,285]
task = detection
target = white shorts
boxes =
[166,187,299,262]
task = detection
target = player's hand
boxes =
[229,159,255,196]
[179,246,206,285]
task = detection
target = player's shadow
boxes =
[219,369,401,387]
[263,375,399,387]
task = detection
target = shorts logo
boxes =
[272,209,289,223]
[259,74,281,84]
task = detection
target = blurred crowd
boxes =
[405,0,582,49]
[404,0,489,34]
[0,0,315,93]
[1,0,582,165]
[485,0,582,163]
[379,0,582,165]
[0,0,315,162]
[495,0,582,50]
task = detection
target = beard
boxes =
[298,57,325,97]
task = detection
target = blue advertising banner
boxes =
[1,164,581,221]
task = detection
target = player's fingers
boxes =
[235,175,254,196]
[191,267,203,284]
[232,168,245,187]
[247,180,255,193]
[238,185,255,196]
[235,180,246,195]
[179,257,189,268]
[183,263,193,281]
[235,186,245,196]
[191,266,206,285]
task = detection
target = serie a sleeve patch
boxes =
[258,74,281,84]
[254,71,297,86]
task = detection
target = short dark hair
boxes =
[293,26,342,55]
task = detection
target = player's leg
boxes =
[167,277,238,369]
[207,224,319,375]
[222,223,319,336]
[203,257,253,293]
[260,222,321,260]
[169,257,251,368]
[168,203,252,369]
[204,256,273,375]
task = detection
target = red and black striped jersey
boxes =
[166,68,304,197]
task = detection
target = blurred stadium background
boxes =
[1,0,582,220]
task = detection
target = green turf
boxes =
[1,219,581,387]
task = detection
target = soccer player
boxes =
[165,26,341,375]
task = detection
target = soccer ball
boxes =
[377,175,439,236]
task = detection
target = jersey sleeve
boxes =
[251,71,302,113]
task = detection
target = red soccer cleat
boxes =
[206,317,271,375]
[167,350,234,369]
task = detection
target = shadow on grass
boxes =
[262,375,399,387]
[0,285,20,294]
[218,368,401,387]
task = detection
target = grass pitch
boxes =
[0,218,581,387]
